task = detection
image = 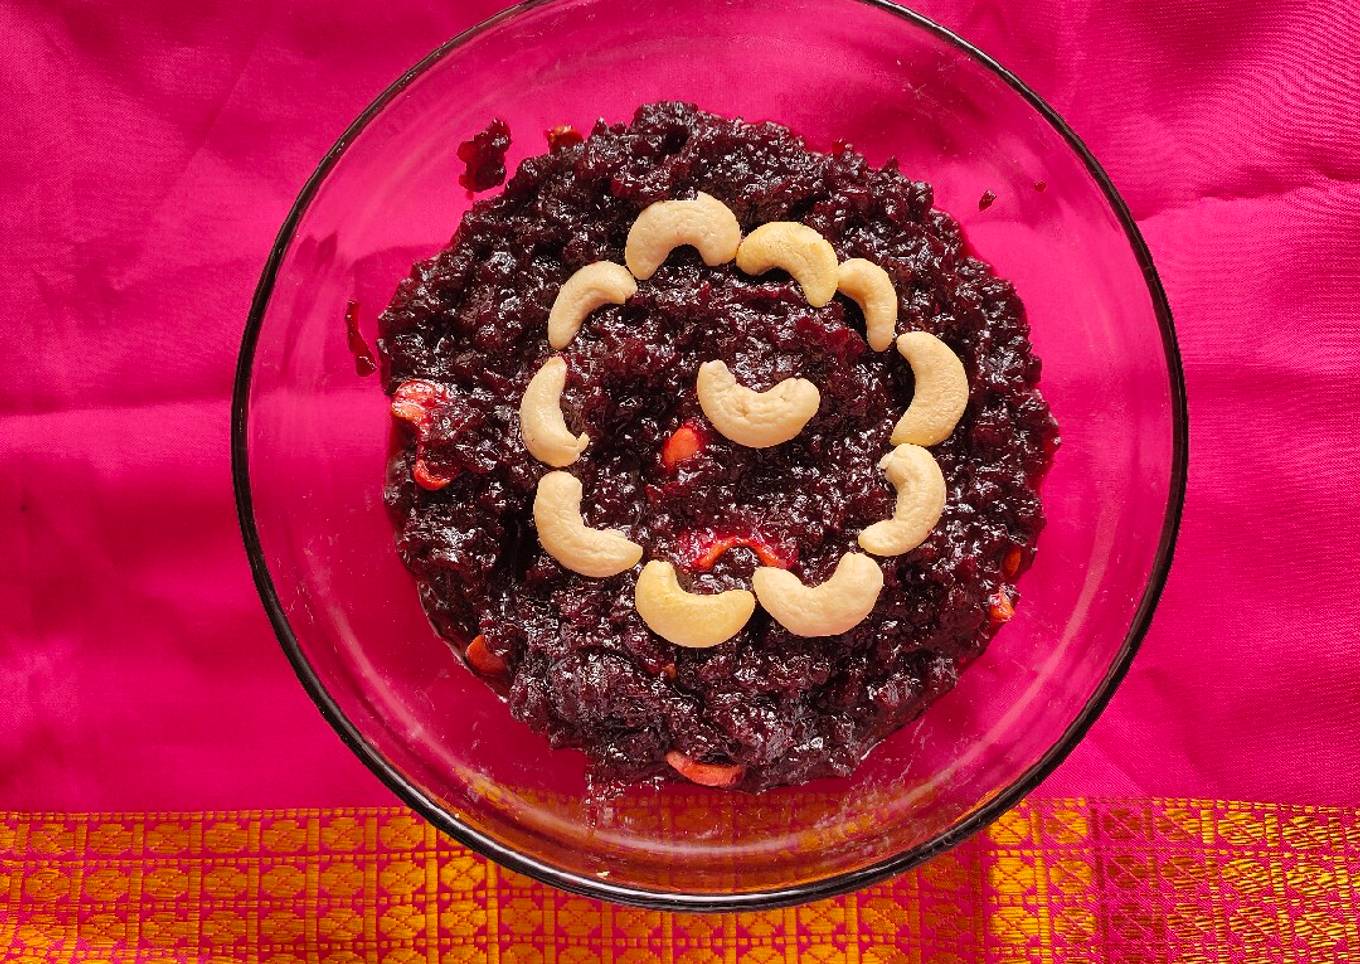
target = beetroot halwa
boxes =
[378,102,1058,792]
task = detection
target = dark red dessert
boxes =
[456,118,511,192]
[378,102,1058,792]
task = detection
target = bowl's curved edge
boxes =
[231,0,1189,912]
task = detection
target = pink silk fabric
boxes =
[2,0,1358,816]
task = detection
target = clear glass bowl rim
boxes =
[230,0,1189,912]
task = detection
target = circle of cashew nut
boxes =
[753,552,884,637]
[520,357,589,467]
[736,222,839,307]
[858,444,947,556]
[837,258,898,352]
[548,261,636,350]
[506,194,971,656]
[696,360,821,448]
[533,471,643,577]
[624,192,742,280]
[891,332,968,446]
[634,560,756,648]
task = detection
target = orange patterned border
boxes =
[2,798,1358,962]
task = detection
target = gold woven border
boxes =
[2,798,1358,962]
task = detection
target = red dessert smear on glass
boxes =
[343,299,378,376]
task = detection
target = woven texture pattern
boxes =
[4,799,1359,962]
[4,0,1360,960]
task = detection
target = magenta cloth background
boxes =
[2,0,1358,812]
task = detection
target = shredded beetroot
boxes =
[378,103,1058,792]
[457,118,511,192]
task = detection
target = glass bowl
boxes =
[232,0,1186,910]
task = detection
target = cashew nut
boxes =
[735,222,839,306]
[547,261,636,349]
[890,332,968,446]
[634,561,755,648]
[520,357,589,467]
[624,192,742,280]
[533,471,643,577]
[695,360,820,448]
[837,258,898,351]
[857,444,947,556]
[752,552,883,637]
